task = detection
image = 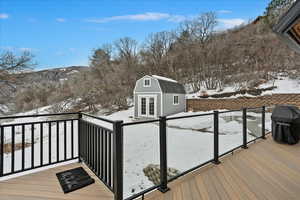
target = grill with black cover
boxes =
[271,105,300,145]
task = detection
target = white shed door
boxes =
[138,95,156,118]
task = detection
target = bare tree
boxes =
[0,50,36,80]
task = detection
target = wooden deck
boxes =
[0,163,114,200]
[143,135,300,200]
[1,135,300,200]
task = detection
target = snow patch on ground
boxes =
[260,77,300,95]
[187,76,300,99]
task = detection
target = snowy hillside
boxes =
[187,75,300,99]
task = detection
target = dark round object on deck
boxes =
[271,105,300,145]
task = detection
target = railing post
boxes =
[262,106,266,139]
[0,124,3,177]
[158,116,170,193]
[113,120,124,200]
[242,108,248,149]
[78,112,82,163]
[213,111,221,164]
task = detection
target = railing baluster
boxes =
[95,127,98,176]
[101,128,104,179]
[78,113,82,162]
[49,122,52,164]
[262,106,266,139]
[104,130,107,183]
[242,108,248,149]
[83,121,86,162]
[95,127,98,174]
[31,124,34,168]
[11,126,15,173]
[71,120,74,159]
[64,121,67,160]
[87,123,90,165]
[84,121,86,161]
[21,125,25,170]
[158,116,169,193]
[40,123,43,166]
[90,124,92,165]
[93,125,95,170]
[57,122,59,162]
[0,126,3,177]
[108,131,112,187]
[213,111,221,164]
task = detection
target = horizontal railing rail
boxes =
[0,112,79,120]
[81,112,116,124]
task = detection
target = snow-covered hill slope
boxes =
[187,75,300,99]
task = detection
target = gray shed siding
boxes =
[162,93,186,116]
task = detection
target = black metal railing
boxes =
[0,113,79,177]
[79,117,114,191]
[0,106,272,200]
[123,106,271,200]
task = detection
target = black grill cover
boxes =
[271,105,300,145]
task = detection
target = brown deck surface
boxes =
[142,135,300,200]
[0,163,114,200]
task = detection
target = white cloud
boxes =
[0,13,9,19]
[218,18,245,29]
[56,18,66,22]
[86,12,186,23]
[0,46,36,52]
[218,10,232,14]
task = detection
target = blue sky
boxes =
[0,0,270,70]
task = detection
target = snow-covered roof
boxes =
[151,75,178,83]
[151,75,185,94]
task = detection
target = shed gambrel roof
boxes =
[153,76,186,94]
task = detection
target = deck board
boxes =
[144,136,300,200]
[0,163,114,200]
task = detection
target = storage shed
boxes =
[133,75,186,118]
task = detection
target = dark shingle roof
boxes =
[156,79,186,94]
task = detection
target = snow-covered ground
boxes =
[260,77,300,95]
[187,76,300,99]
[1,106,272,198]
[96,107,272,197]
